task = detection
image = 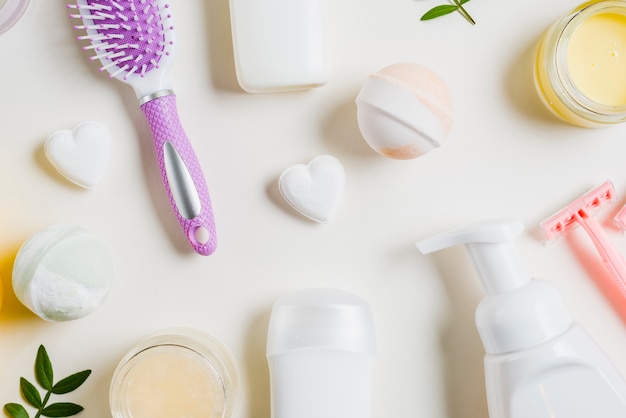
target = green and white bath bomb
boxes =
[12,225,113,321]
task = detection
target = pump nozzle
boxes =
[416,219,529,295]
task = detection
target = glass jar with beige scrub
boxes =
[110,328,240,418]
[535,0,626,127]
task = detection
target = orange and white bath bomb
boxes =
[355,63,453,160]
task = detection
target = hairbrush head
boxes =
[68,0,175,98]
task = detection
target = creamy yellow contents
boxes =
[123,348,221,418]
[568,12,626,106]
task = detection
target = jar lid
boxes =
[0,0,31,35]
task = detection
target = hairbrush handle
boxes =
[140,93,217,256]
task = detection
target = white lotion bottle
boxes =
[228,0,329,93]
[416,219,626,418]
[266,288,376,418]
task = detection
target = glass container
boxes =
[110,328,240,418]
[535,0,626,127]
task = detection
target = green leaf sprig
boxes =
[421,0,475,25]
[4,345,91,418]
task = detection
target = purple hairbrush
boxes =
[68,0,216,256]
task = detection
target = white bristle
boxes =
[95,12,115,20]
[100,60,119,72]
[125,66,138,79]
[70,13,105,20]
[99,23,121,30]
[90,51,114,61]
[117,55,133,64]
[109,64,129,79]
[110,1,124,11]
[77,33,107,41]
[68,3,112,12]
[82,42,106,51]
[88,43,118,52]
[107,51,125,60]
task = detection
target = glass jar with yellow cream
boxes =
[535,0,626,127]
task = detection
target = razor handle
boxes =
[140,93,217,256]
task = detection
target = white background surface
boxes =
[2,0,626,417]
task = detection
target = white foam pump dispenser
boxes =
[416,219,626,418]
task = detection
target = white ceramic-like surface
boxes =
[2,1,626,418]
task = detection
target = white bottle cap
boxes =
[267,288,375,418]
[416,219,529,295]
[267,288,376,356]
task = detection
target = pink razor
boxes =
[614,204,626,231]
[540,180,626,298]
[68,1,216,256]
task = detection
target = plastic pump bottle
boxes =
[416,219,626,418]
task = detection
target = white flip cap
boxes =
[267,288,376,356]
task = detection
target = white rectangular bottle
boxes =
[229,0,330,93]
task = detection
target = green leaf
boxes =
[51,370,92,395]
[4,403,29,418]
[41,403,84,417]
[8,346,89,418]
[420,4,459,21]
[451,0,475,24]
[19,378,42,409]
[420,0,475,25]
[35,345,53,391]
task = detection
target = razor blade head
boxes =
[540,180,616,241]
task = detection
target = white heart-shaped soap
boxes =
[278,155,345,223]
[45,121,111,189]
